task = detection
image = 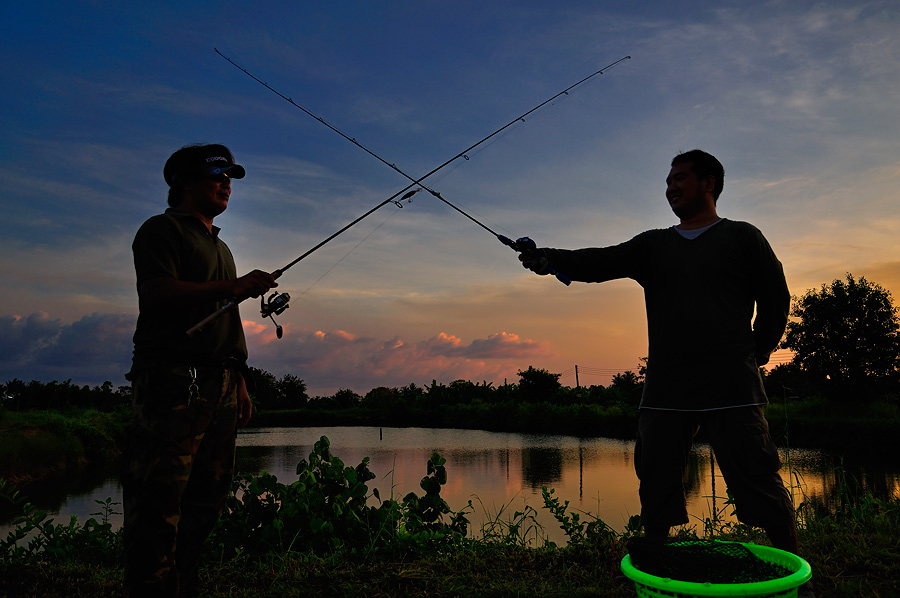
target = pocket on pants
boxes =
[714,407,782,477]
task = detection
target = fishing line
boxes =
[215,50,629,223]
[296,208,401,297]
[188,51,631,338]
[215,48,629,264]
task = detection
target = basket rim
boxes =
[620,540,812,596]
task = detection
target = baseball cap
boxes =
[164,144,246,186]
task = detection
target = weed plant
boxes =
[209,435,471,560]
[0,478,122,565]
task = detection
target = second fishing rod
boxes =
[217,50,629,270]
[188,52,631,338]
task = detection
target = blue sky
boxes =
[2,1,899,396]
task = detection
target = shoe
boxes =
[796,581,816,598]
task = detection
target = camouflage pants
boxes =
[122,364,238,598]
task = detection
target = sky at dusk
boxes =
[2,1,899,396]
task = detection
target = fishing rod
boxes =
[186,187,419,338]
[215,49,629,260]
[188,51,631,338]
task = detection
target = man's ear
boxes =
[702,175,716,195]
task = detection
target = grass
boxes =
[0,409,127,486]
[2,508,899,597]
[2,460,899,597]
[2,407,899,597]
[0,545,637,598]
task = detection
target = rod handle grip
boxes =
[185,299,238,338]
[553,271,572,286]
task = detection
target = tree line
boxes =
[2,273,898,413]
[0,365,644,415]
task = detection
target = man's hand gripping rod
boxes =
[498,235,570,285]
[184,186,423,340]
[186,268,291,339]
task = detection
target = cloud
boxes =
[421,331,547,360]
[245,324,553,396]
[0,313,63,365]
[0,311,553,396]
[0,312,135,385]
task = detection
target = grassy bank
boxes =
[251,397,900,453]
[0,408,128,486]
[764,397,900,452]
[249,401,639,440]
[1,447,898,598]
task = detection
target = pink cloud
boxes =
[244,327,554,396]
[0,310,555,396]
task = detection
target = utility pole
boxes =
[575,364,580,388]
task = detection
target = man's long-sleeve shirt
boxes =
[543,219,789,411]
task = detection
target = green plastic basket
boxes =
[620,541,812,598]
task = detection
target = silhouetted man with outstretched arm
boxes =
[517,149,814,597]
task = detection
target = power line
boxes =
[557,364,641,387]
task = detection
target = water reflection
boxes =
[4,426,899,546]
[522,447,563,489]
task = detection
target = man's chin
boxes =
[670,205,698,220]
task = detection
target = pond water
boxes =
[5,426,899,545]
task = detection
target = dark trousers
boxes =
[122,365,238,598]
[634,405,794,530]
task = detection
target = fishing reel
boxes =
[260,292,291,339]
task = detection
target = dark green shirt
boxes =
[131,209,248,369]
[543,219,789,411]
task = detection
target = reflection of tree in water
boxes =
[237,444,304,476]
[684,447,711,500]
[521,447,564,489]
[520,444,716,498]
[817,453,900,505]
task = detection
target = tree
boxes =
[331,388,362,409]
[362,386,401,409]
[516,366,561,403]
[609,370,643,406]
[276,374,309,408]
[781,273,900,396]
[761,363,816,401]
[249,367,278,409]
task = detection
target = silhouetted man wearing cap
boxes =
[123,143,276,597]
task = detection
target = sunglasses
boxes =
[199,166,236,182]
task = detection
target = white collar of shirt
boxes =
[674,218,723,240]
